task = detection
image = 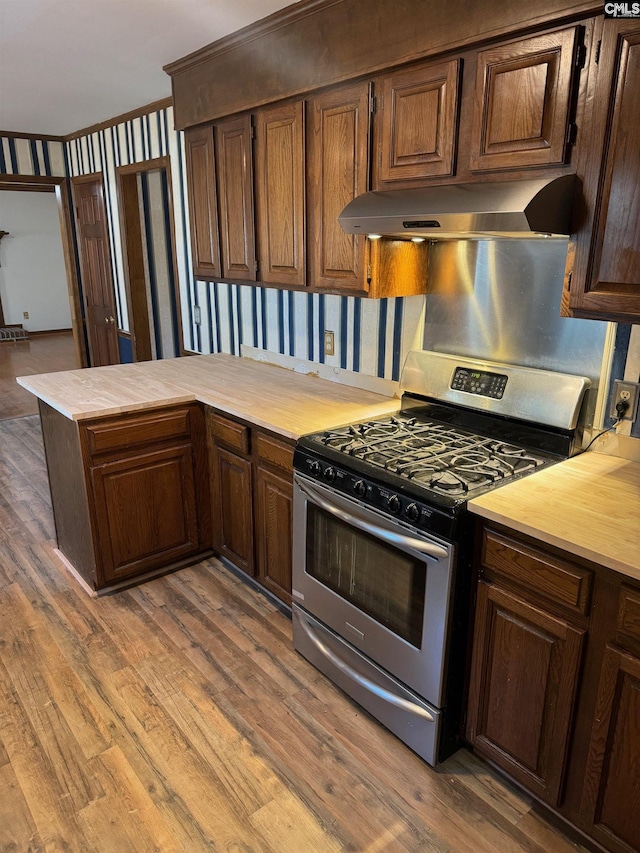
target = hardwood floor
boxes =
[0,331,78,420]
[0,414,590,853]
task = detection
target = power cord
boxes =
[581,399,629,452]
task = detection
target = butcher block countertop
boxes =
[468,451,640,582]
[17,353,400,439]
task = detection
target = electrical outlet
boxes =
[324,330,335,356]
[610,379,640,422]
[23,311,29,319]
[193,305,201,325]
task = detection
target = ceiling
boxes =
[0,0,296,136]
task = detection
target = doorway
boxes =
[117,158,183,361]
[0,174,86,368]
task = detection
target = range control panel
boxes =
[451,366,508,399]
[294,450,458,541]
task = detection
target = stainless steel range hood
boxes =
[338,175,577,240]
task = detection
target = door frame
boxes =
[116,157,185,360]
[70,172,120,366]
[0,173,86,367]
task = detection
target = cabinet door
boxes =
[255,465,293,605]
[467,581,585,806]
[91,444,200,583]
[308,81,371,293]
[377,58,460,184]
[216,114,257,281]
[581,645,640,853]
[569,22,640,320]
[211,444,254,576]
[184,125,221,280]
[255,100,306,287]
[470,27,579,172]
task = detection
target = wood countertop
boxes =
[468,451,640,582]
[17,353,400,439]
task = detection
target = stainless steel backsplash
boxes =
[422,240,609,429]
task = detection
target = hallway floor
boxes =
[0,331,78,419]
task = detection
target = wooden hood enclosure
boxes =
[165,0,640,320]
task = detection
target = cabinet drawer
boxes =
[617,584,640,647]
[481,528,592,616]
[255,432,294,473]
[86,408,191,455]
[209,413,250,453]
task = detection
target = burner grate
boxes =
[319,414,545,497]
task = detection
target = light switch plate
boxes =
[193,305,201,325]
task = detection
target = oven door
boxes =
[292,472,454,707]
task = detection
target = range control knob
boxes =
[323,466,337,483]
[387,494,401,514]
[308,460,322,477]
[405,503,420,522]
[353,479,367,497]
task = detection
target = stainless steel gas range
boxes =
[291,351,590,766]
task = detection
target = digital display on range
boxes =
[451,367,508,399]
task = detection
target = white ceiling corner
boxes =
[0,0,296,136]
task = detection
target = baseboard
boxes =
[27,328,73,336]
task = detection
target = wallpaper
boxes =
[61,106,426,381]
[0,135,66,177]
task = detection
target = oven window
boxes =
[306,505,426,648]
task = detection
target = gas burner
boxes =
[308,410,551,502]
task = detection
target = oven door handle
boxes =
[296,477,448,560]
[297,612,435,721]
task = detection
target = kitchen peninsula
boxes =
[18,353,640,852]
[17,354,400,597]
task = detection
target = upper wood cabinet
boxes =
[376,58,461,185]
[565,20,640,322]
[184,125,221,280]
[307,81,372,293]
[255,100,306,288]
[470,27,580,172]
[215,114,257,282]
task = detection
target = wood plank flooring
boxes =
[0,414,590,853]
[0,332,78,420]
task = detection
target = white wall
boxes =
[0,190,71,331]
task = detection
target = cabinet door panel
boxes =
[582,645,640,853]
[470,28,578,171]
[184,125,221,280]
[308,82,371,292]
[255,101,305,287]
[256,466,293,604]
[211,445,254,575]
[467,582,584,806]
[91,444,199,582]
[378,58,460,183]
[216,114,256,281]
[572,23,640,319]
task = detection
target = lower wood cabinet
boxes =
[39,401,211,592]
[207,409,294,605]
[210,441,254,576]
[467,581,584,806]
[467,522,640,853]
[581,584,640,853]
[91,443,201,583]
